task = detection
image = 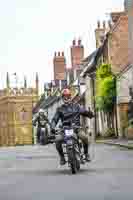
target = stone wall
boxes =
[117,65,133,104]
[0,94,38,146]
[117,65,133,137]
[117,103,129,138]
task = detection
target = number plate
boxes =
[66,140,73,145]
[65,129,74,137]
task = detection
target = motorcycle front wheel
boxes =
[68,148,80,174]
[40,129,48,145]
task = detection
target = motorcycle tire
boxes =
[40,135,48,145]
[68,149,78,174]
[76,155,80,171]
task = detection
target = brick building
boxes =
[81,5,130,137]
[93,3,133,138]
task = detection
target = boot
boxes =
[60,156,66,165]
[85,154,91,162]
[56,142,66,165]
[83,143,91,162]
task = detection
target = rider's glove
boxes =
[51,128,55,134]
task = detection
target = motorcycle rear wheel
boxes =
[40,134,48,145]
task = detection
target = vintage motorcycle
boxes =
[50,125,86,174]
[32,119,49,145]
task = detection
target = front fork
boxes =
[66,142,80,166]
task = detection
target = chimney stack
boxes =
[97,20,100,28]
[72,39,76,46]
[71,38,84,69]
[78,38,81,46]
[95,20,106,48]
[53,51,66,81]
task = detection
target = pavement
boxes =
[96,138,133,149]
[0,144,133,200]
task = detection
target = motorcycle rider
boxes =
[51,88,94,165]
[32,108,50,144]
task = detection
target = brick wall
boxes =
[128,2,133,64]
[53,52,66,80]
[71,39,84,69]
[109,14,129,74]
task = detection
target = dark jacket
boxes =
[32,113,49,128]
[51,102,94,128]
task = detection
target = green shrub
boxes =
[96,63,116,113]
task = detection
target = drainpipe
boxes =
[114,76,119,137]
[78,77,80,95]
[59,80,62,91]
[91,74,97,139]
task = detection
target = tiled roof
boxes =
[32,88,62,113]
[41,95,61,110]
[80,44,105,77]
[33,94,61,114]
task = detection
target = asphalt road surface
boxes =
[0,144,133,200]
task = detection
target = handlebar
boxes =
[49,125,82,143]
[53,125,82,133]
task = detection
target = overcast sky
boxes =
[0,0,124,92]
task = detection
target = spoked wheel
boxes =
[71,159,77,174]
[68,149,79,174]
[76,158,80,171]
[43,135,48,145]
[75,151,81,171]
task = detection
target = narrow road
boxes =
[0,144,133,200]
